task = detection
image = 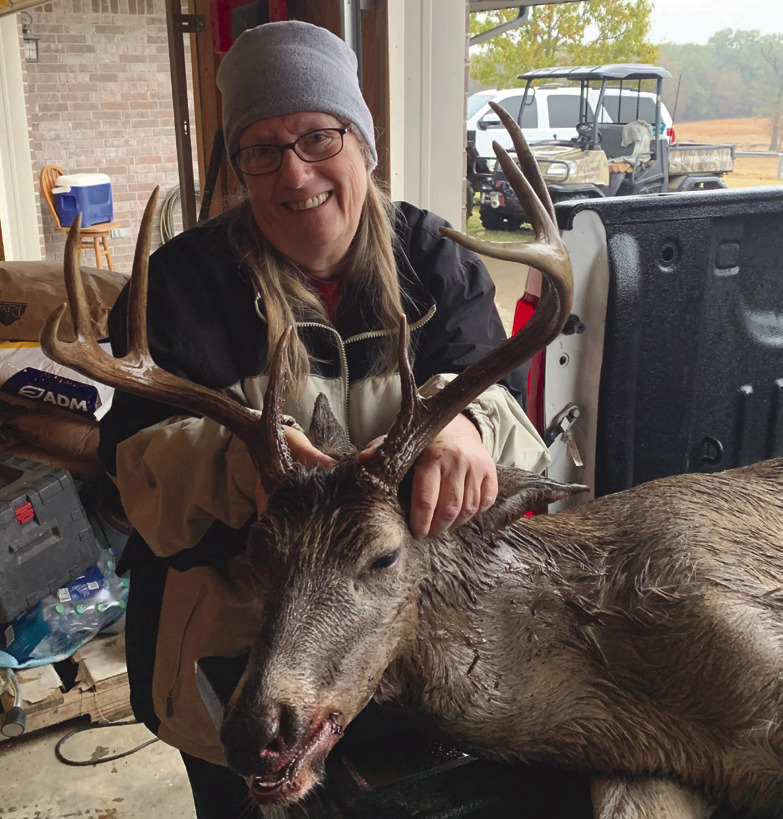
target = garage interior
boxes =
[0,2,544,816]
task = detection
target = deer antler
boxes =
[40,187,295,494]
[359,102,573,490]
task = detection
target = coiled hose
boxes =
[159,185,201,244]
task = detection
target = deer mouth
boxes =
[249,714,344,805]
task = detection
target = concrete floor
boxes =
[0,254,526,818]
[0,718,195,817]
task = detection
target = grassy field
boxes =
[466,209,531,242]
[675,117,782,189]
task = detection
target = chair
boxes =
[39,164,122,271]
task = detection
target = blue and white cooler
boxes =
[52,173,114,228]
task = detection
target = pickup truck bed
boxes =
[547,185,783,502]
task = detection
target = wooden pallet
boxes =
[0,632,132,739]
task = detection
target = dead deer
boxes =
[41,104,782,818]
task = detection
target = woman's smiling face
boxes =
[238,111,369,280]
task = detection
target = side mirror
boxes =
[477,117,501,131]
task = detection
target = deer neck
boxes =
[375,520,632,768]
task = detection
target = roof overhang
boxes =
[470,1,585,9]
[469,1,588,47]
[518,64,673,82]
[0,0,48,19]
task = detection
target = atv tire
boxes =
[480,207,523,231]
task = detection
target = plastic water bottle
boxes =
[28,602,93,660]
[24,549,130,661]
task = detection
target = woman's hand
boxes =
[284,425,338,470]
[358,413,498,538]
[256,426,337,512]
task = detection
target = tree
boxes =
[660,30,783,143]
[760,36,783,150]
[469,1,658,90]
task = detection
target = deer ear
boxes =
[471,467,589,535]
[309,393,355,457]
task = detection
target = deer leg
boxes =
[590,775,716,819]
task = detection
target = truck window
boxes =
[477,94,523,129]
[497,95,523,122]
[547,95,593,127]
[519,98,539,128]
[603,94,657,124]
[467,91,495,119]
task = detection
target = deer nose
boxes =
[221,700,312,776]
[221,701,282,775]
[279,702,309,748]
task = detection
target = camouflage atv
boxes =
[478,64,734,230]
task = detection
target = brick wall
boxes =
[20,0,195,272]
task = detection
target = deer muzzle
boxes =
[218,683,344,805]
[197,653,344,804]
[245,710,344,804]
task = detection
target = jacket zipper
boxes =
[254,297,438,444]
[299,306,438,442]
[342,303,437,346]
[166,596,200,718]
[297,321,352,440]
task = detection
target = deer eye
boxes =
[370,550,399,570]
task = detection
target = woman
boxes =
[99,20,549,817]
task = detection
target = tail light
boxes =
[666,126,676,144]
[512,292,544,436]
[513,293,546,517]
[512,293,537,336]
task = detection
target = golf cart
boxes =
[478,64,735,230]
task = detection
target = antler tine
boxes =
[41,189,295,491]
[490,100,555,222]
[60,213,98,344]
[438,105,562,268]
[361,114,573,491]
[126,185,159,356]
[258,327,295,493]
[357,317,428,488]
[395,317,418,420]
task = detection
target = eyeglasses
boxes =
[232,127,349,176]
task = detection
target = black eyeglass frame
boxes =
[232,127,349,176]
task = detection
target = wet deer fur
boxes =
[42,103,783,818]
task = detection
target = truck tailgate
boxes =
[554,186,783,497]
[669,143,734,176]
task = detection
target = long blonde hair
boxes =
[225,166,404,392]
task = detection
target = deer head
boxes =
[41,103,578,806]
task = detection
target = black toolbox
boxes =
[0,454,100,621]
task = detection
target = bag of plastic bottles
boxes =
[0,548,128,669]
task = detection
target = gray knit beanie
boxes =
[217,21,377,171]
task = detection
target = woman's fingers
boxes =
[409,414,498,538]
[356,435,385,462]
[478,469,499,513]
[254,427,336,514]
[410,459,451,537]
[283,425,337,469]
